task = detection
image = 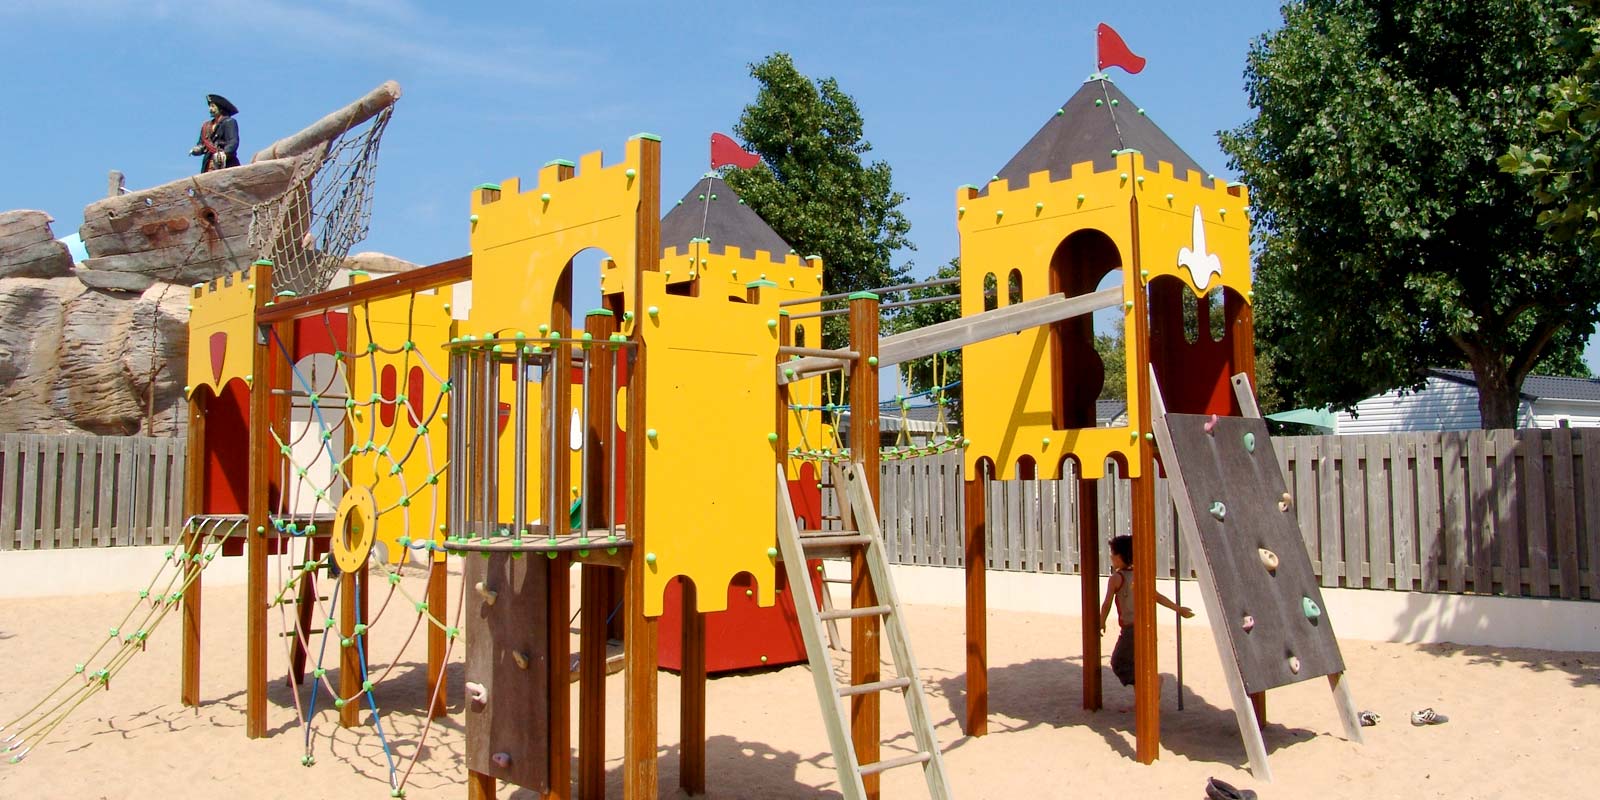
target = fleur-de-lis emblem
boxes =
[1177,205,1222,290]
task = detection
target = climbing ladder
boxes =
[774,462,953,800]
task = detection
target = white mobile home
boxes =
[1333,368,1600,433]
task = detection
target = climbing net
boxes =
[1,517,242,764]
[262,297,458,797]
[249,105,394,297]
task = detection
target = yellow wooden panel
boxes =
[185,265,258,397]
[638,271,780,616]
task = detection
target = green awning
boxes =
[1266,407,1336,431]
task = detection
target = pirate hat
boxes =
[206,94,238,116]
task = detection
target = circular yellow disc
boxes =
[332,486,378,573]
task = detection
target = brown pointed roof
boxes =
[984,77,1209,194]
[661,175,794,263]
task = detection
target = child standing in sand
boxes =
[1099,534,1193,687]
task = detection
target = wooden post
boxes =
[963,463,989,735]
[181,390,207,707]
[339,561,363,728]
[467,770,497,800]
[579,309,618,798]
[623,134,661,800]
[547,553,572,798]
[1129,197,1160,764]
[245,261,276,739]
[1251,691,1267,730]
[427,559,448,718]
[1078,475,1102,711]
[680,579,706,795]
[289,539,318,685]
[847,292,881,798]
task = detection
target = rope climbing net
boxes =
[787,356,968,464]
[262,297,458,797]
[249,105,394,297]
[1,516,242,764]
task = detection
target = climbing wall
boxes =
[463,552,552,792]
[1162,414,1343,693]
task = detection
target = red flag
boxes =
[710,132,760,170]
[1096,23,1146,74]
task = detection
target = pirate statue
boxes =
[189,93,241,173]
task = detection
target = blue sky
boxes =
[2,0,1595,372]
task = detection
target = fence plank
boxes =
[1058,478,1077,574]
[1441,433,1469,593]
[1341,437,1367,587]
[1582,430,1600,600]
[880,463,899,561]
[1316,439,1340,587]
[1005,478,1023,571]
[150,438,172,546]
[1292,439,1318,577]
[96,436,116,547]
[19,435,41,550]
[1366,436,1393,589]
[133,439,153,546]
[0,436,18,549]
[1022,479,1041,572]
[38,436,62,549]
[1417,435,1442,592]
[169,438,189,535]
[1522,430,1550,597]
[58,437,78,548]
[1154,475,1172,579]
[1390,435,1416,591]
[1550,428,1580,599]
[116,438,136,546]
[1491,429,1523,597]
[1040,476,1059,573]
[1468,430,1493,594]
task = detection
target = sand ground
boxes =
[1,563,1596,799]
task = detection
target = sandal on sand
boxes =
[1206,777,1259,800]
[1358,710,1381,727]
[1411,707,1449,726]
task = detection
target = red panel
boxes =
[291,311,348,361]
[379,364,398,427]
[208,332,227,384]
[657,563,824,673]
[203,380,250,515]
[407,366,425,427]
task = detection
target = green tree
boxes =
[1220,0,1596,428]
[1501,0,1600,249]
[892,258,964,419]
[724,52,913,346]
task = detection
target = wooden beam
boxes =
[579,309,618,799]
[623,134,661,800]
[340,563,363,728]
[466,770,497,800]
[848,294,881,800]
[251,80,402,162]
[181,391,206,707]
[255,255,471,324]
[245,264,276,739]
[776,288,1121,384]
[427,559,448,718]
[679,579,707,796]
[963,467,988,736]
[1130,198,1160,765]
[1079,477,1103,712]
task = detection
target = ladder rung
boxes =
[821,577,852,584]
[837,676,911,697]
[799,533,870,548]
[858,751,932,777]
[820,604,890,621]
[280,628,324,637]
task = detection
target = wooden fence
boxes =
[863,428,1600,601]
[0,434,188,550]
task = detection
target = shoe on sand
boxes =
[1206,777,1258,800]
[1411,707,1449,726]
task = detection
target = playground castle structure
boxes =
[148,73,1365,800]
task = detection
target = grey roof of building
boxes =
[983,78,1210,195]
[660,175,794,263]
[1430,368,1600,402]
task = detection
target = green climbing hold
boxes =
[1302,596,1322,620]
[1243,432,1256,453]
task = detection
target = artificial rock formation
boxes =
[0,210,74,280]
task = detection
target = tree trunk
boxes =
[1468,356,1521,429]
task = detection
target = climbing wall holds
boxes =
[1243,432,1256,453]
[1259,548,1280,573]
[1288,656,1302,674]
[491,752,512,768]
[1278,492,1293,512]
[1208,501,1227,521]
[465,681,488,705]
[474,581,498,606]
[1302,596,1322,621]
[1204,413,1220,435]
[1241,615,1255,633]
[512,650,530,670]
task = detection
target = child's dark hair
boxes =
[1109,535,1133,565]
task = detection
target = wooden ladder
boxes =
[775,463,953,800]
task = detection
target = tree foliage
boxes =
[724,53,913,346]
[1501,0,1600,249]
[1220,0,1597,428]
[893,258,963,406]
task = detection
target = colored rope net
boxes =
[249,105,394,297]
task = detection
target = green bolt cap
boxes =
[645,552,657,565]
[868,356,879,366]
[767,432,779,442]
[334,698,346,709]
[341,637,353,648]
[646,428,658,440]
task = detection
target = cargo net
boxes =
[249,105,394,297]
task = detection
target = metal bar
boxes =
[514,347,528,538]
[580,341,592,537]
[256,255,471,324]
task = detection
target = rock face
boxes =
[0,210,73,280]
